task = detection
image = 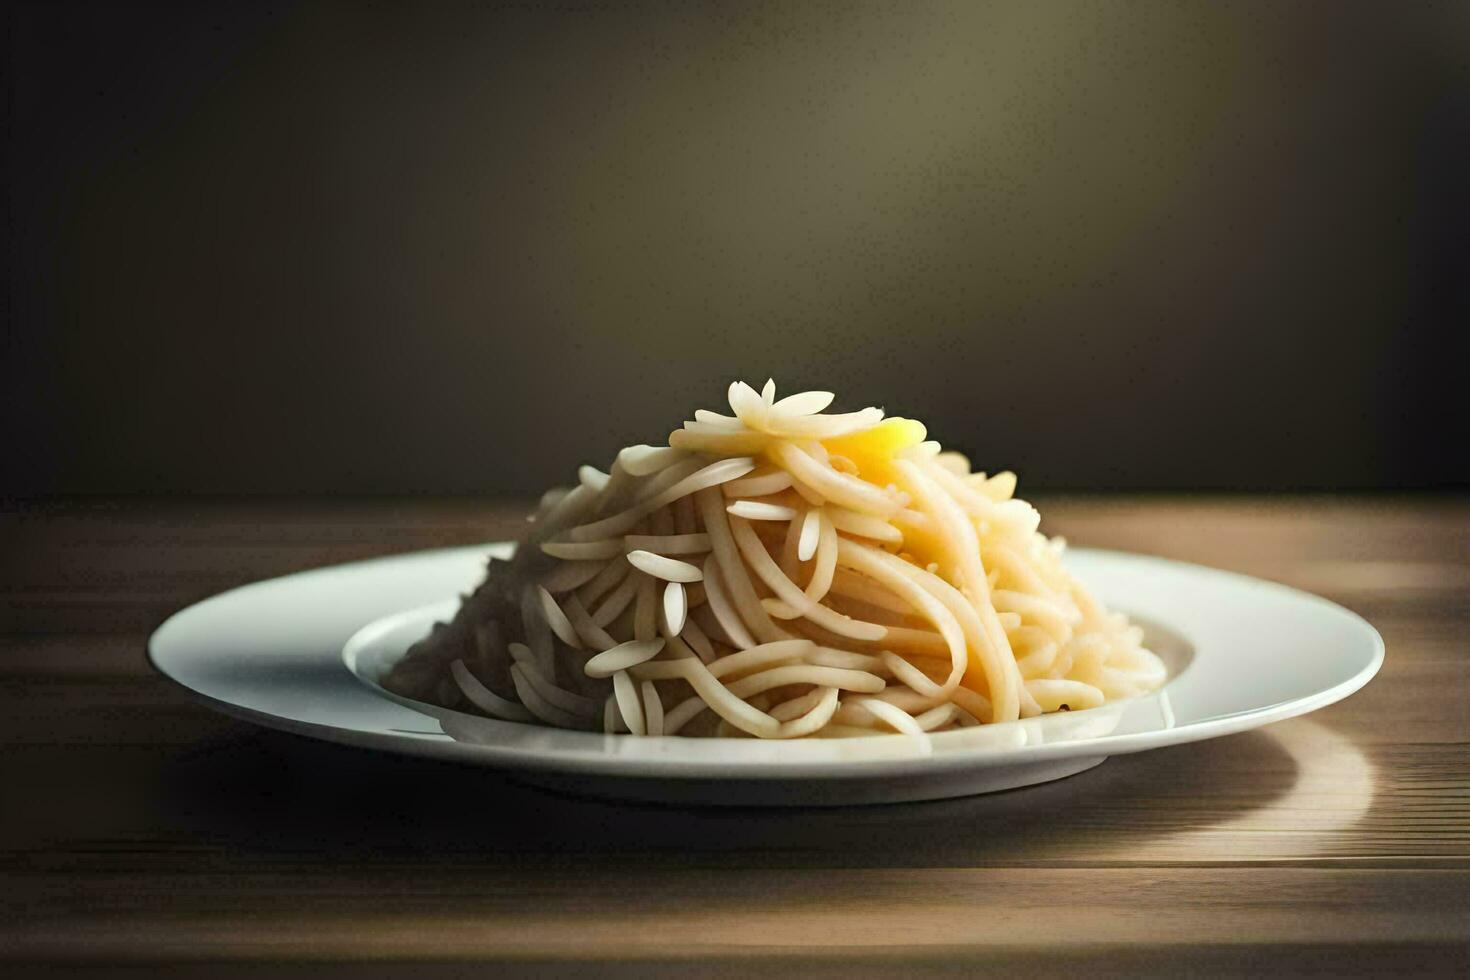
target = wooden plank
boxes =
[2,497,1467,967]
[5,870,1468,960]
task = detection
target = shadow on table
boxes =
[156,724,1301,869]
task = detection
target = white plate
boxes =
[148,544,1382,806]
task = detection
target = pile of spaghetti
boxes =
[383,381,1165,738]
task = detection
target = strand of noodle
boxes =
[541,539,622,560]
[1025,678,1105,712]
[726,664,884,698]
[540,558,609,594]
[768,687,827,721]
[510,664,588,729]
[693,409,747,429]
[828,568,923,616]
[536,586,582,649]
[803,511,838,602]
[775,613,951,661]
[1016,640,1060,679]
[627,550,703,583]
[680,614,718,662]
[590,460,637,518]
[850,697,927,738]
[896,459,1021,720]
[590,571,640,626]
[593,457,692,528]
[819,592,915,628]
[891,508,936,536]
[578,465,610,495]
[516,658,601,717]
[535,486,569,517]
[723,382,770,431]
[949,706,983,728]
[661,581,687,635]
[1009,624,1055,651]
[628,454,708,503]
[654,628,694,658]
[773,390,835,415]
[779,509,806,579]
[617,444,689,477]
[825,506,904,544]
[933,450,968,475]
[762,407,885,439]
[913,703,959,732]
[704,640,815,680]
[694,488,790,643]
[507,641,535,666]
[870,689,944,712]
[730,516,887,641]
[641,680,664,735]
[831,538,965,695]
[535,483,597,539]
[911,455,1008,521]
[726,381,769,427]
[584,638,665,677]
[623,533,710,554]
[772,442,900,516]
[880,650,946,698]
[988,544,1062,600]
[1019,683,1043,717]
[700,555,757,650]
[970,470,1018,500]
[797,508,822,561]
[519,586,556,674]
[566,457,754,542]
[647,657,780,737]
[827,454,859,475]
[450,660,534,722]
[947,685,994,723]
[760,378,776,404]
[991,589,1081,627]
[993,499,1044,536]
[612,671,646,735]
[668,427,769,455]
[1067,637,1111,680]
[807,646,886,671]
[1066,573,1110,622]
[603,694,622,733]
[788,475,826,507]
[661,696,707,735]
[576,556,632,606]
[775,686,841,738]
[561,593,618,651]
[722,469,794,498]
[633,574,659,641]
[939,464,1043,539]
[728,500,799,521]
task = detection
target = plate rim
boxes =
[148,544,1385,780]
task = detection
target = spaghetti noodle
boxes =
[382,381,1165,738]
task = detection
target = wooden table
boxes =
[4,497,1467,976]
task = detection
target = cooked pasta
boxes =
[382,381,1166,738]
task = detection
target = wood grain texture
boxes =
[2,496,1467,974]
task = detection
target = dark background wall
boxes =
[6,0,1467,497]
